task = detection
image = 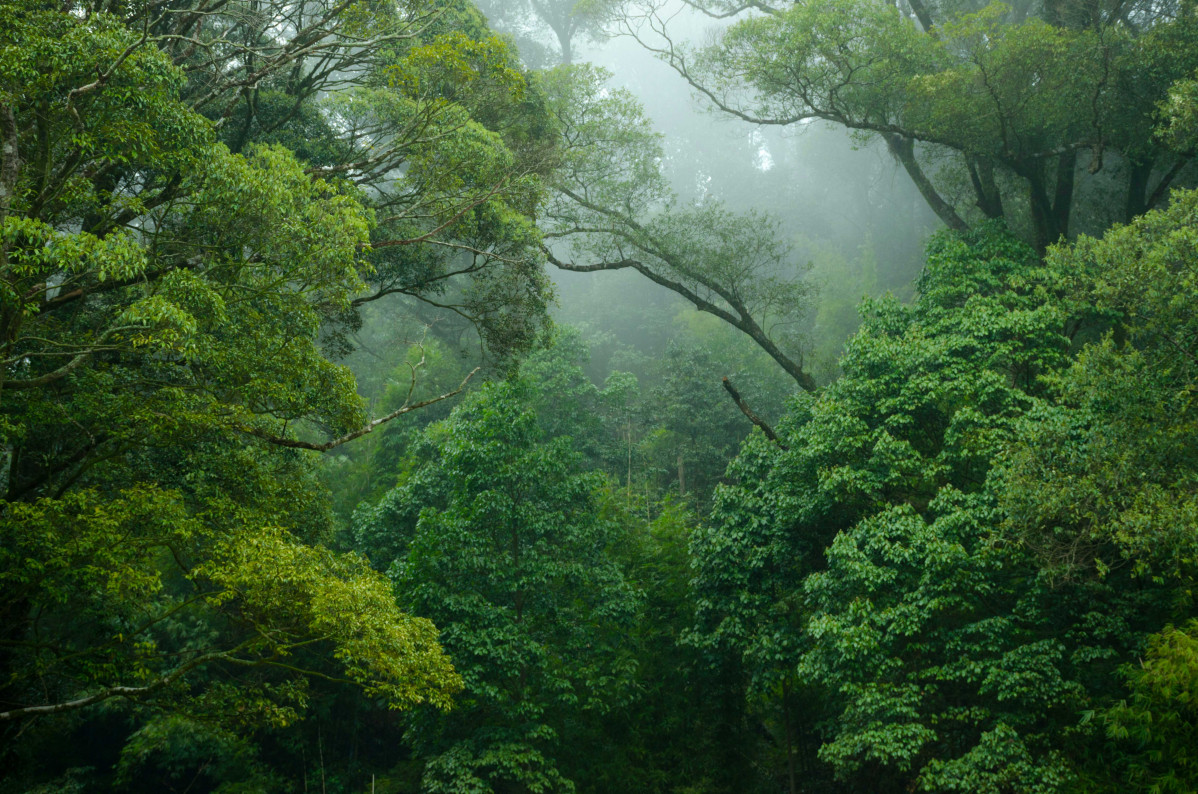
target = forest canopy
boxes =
[1,0,1197,792]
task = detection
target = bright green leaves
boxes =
[798,495,1085,789]
[907,9,1108,159]
[0,486,459,733]
[691,220,1191,790]
[389,32,527,102]
[185,144,371,308]
[0,0,476,767]
[0,486,195,626]
[0,1,209,215]
[1103,620,1198,793]
[919,723,1074,794]
[199,525,460,711]
[1160,71,1198,152]
[699,0,937,128]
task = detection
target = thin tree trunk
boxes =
[783,679,797,794]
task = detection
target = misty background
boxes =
[325,0,944,515]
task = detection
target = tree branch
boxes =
[238,367,479,451]
[884,134,968,232]
[0,650,232,722]
[546,248,817,391]
[722,376,786,448]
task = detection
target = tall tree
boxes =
[476,0,622,64]
[0,0,561,787]
[354,369,639,792]
[622,0,1198,251]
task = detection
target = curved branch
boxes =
[546,248,816,391]
[4,350,94,390]
[0,649,234,722]
[677,0,786,18]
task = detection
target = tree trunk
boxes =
[885,134,968,233]
[1124,158,1152,221]
[1051,149,1077,239]
[1022,164,1059,254]
[554,25,573,65]
[967,156,1005,219]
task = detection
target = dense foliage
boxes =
[3,0,1198,791]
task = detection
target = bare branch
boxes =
[722,376,786,448]
[0,650,232,722]
[238,367,480,451]
[546,248,817,391]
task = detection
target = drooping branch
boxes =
[546,249,817,391]
[722,376,787,448]
[546,182,817,390]
[618,13,805,128]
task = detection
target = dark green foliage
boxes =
[5,0,1198,789]
[356,371,639,792]
[692,212,1198,791]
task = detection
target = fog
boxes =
[482,1,942,385]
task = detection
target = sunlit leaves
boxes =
[199,525,460,711]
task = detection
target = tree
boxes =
[997,189,1198,791]
[689,225,1109,789]
[622,0,1198,251]
[0,0,560,786]
[689,183,1198,789]
[476,0,622,65]
[353,369,639,792]
[540,65,819,390]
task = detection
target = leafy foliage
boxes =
[355,362,639,792]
